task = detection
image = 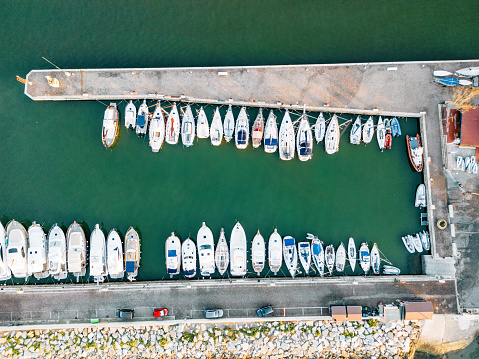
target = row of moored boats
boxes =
[457,155,478,174]
[402,231,430,254]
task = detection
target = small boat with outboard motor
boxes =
[165,233,181,277]
[136,100,149,136]
[102,103,119,149]
[383,265,400,275]
[27,222,48,279]
[215,229,229,275]
[251,230,265,275]
[67,221,87,281]
[197,222,215,277]
[124,100,136,129]
[47,224,67,280]
[415,184,426,208]
[107,229,124,279]
[182,238,197,278]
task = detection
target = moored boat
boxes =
[457,156,464,170]
[412,233,423,253]
[390,117,402,137]
[370,243,380,275]
[435,77,460,86]
[283,236,298,277]
[311,235,324,276]
[27,222,48,279]
[0,222,11,281]
[268,229,282,275]
[433,70,453,77]
[149,102,165,152]
[235,107,249,149]
[455,67,479,78]
[165,103,180,145]
[406,134,424,172]
[125,227,141,281]
[182,238,197,278]
[197,222,215,276]
[230,222,247,276]
[252,109,264,149]
[264,110,278,153]
[415,184,426,208]
[350,116,361,145]
[89,224,107,283]
[6,220,28,278]
[279,110,295,160]
[347,237,356,273]
[210,107,223,146]
[106,229,124,279]
[377,116,385,150]
[181,105,196,147]
[420,231,430,251]
[136,100,149,136]
[383,265,400,275]
[362,116,374,144]
[124,100,136,129]
[298,241,311,275]
[359,242,370,274]
[67,221,87,281]
[165,233,181,277]
[402,235,415,254]
[251,230,265,275]
[102,103,119,149]
[296,110,313,161]
[314,113,326,143]
[47,224,67,280]
[325,115,340,154]
[214,228,229,275]
[196,107,210,139]
[223,105,235,142]
[325,244,335,275]
[384,119,392,149]
[335,242,346,272]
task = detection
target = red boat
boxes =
[406,134,423,172]
[384,130,392,149]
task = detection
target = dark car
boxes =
[257,305,274,317]
[116,309,134,319]
[204,309,223,319]
[153,308,168,317]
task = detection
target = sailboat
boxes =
[165,103,180,145]
[181,105,196,147]
[362,116,374,144]
[347,238,356,273]
[235,107,249,149]
[435,77,460,87]
[6,220,28,278]
[251,230,265,275]
[136,100,149,136]
[335,243,346,272]
[47,224,67,280]
[196,107,210,139]
[298,242,311,275]
[314,113,326,143]
[283,236,298,277]
[415,184,426,208]
[268,229,282,275]
[0,222,11,281]
[252,109,264,148]
[102,103,119,149]
[359,242,370,274]
[370,243,380,275]
[89,224,107,283]
[377,116,386,150]
[182,238,197,278]
[263,110,278,153]
[107,229,124,279]
[350,116,362,145]
[67,221,87,281]
[325,115,340,154]
[124,100,136,129]
[165,233,181,277]
[311,235,324,276]
[296,109,313,161]
[325,244,335,275]
[406,134,424,172]
[279,110,295,160]
[215,228,229,275]
[149,102,165,152]
[223,105,235,142]
[230,222,247,276]
[197,222,215,276]
[210,107,223,146]
[27,222,48,279]
[125,227,140,281]
[390,117,402,137]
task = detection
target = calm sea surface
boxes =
[1,1,478,282]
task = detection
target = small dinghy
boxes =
[467,156,476,173]
[107,229,124,279]
[359,242,370,274]
[433,70,453,77]
[251,230,265,275]
[335,242,346,273]
[182,238,197,278]
[460,79,473,86]
[210,107,223,146]
[457,156,464,170]
[102,103,119,149]
[314,113,326,143]
[125,100,137,129]
[325,244,335,275]
[455,67,479,78]
[197,222,215,277]
[406,134,424,172]
[136,100,149,136]
[421,231,430,251]
[223,104,235,142]
[402,235,415,254]
[264,110,278,153]
[383,265,400,275]
[436,77,460,86]
[279,110,295,160]
[298,241,311,275]
[0,222,11,281]
[89,224,107,283]
[377,116,386,150]
[215,228,229,275]
[347,237,356,273]
[230,222,247,276]
[412,233,423,253]
[268,229,283,275]
[390,117,402,137]
[384,119,392,149]
[6,220,28,278]
[27,222,48,279]
[67,221,87,281]
[362,116,374,144]
[350,116,362,145]
[473,161,478,174]
[296,109,313,161]
[165,233,181,277]
[125,227,141,281]
[149,102,165,152]
[252,109,264,148]
[181,105,196,147]
[325,115,340,154]
[196,107,210,139]
[465,157,471,172]
[370,243,380,275]
[415,184,426,208]
[283,236,298,277]
[165,103,180,145]
[235,107,249,149]
[311,236,325,276]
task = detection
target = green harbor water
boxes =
[1,1,478,283]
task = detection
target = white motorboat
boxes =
[230,222,247,276]
[252,109,264,149]
[47,224,67,280]
[350,116,362,145]
[182,238,197,278]
[325,244,335,275]
[124,100,137,129]
[102,103,119,149]
[263,110,278,153]
[268,229,283,275]
[196,107,210,139]
[0,222,11,281]
[27,222,48,279]
[433,70,453,77]
[149,102,165,152]
[215,228,229,275]
[370,243,380,275]
[165,103,181,145]
[335,242,346,272]
[402,235,415,254]
[125,227,140,281]
[456,156,464,170]
[296,110,313,161]
[459,79,473,86]
[6,220,28,278]
[325,115,340,154]
[210,107,223,146]
[89,224,107,283]
[362,116,374,144]
[235,107,249,149]
[359,242,370,274]
[165,233,181,277]
[383,265,401,275]
[283,236,298,277]
[415,184,426,208]
[251,230,265,275]
[106,229,124,279]
[311,235,324,276]
[421,231,430,251]
[223,105,235,142]
[67,221,87,281]
[298,241,311,275]
[181,105,196,147]
[136,100,149,136]
[279,110,295,160]
[412,233,423,253]
[314,113,326,143]
[347,237,356,273]
[455,67,479,78]
[197,222,215,276]
[377,116,385,150]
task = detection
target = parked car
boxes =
[154,308,168,317]
[257,305,274,317]
[116,309,134,319]
[204,309,223,319]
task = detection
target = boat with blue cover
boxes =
[223,105,235,142]
[165,233,181,277]
[435,77,460,86]
[283,236,298,277]
[325,244,335,275]
[359,242,370,274]
[125,227,140,281]
[390,117,401,137]
[298,241,311,274]
[311,235,324,276]
[264,110,278,153]
[296,109,313,161]
[350,116,361,145]
[136,100,149,136]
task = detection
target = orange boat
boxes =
[384,130,392,149]
[406,134,423,172]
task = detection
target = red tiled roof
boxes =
[460,108,479,147]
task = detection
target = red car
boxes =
[153,308,168,317]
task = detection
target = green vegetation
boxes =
[367,319,378,327]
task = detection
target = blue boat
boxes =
[390,117,402,137]
[436,77,460,87]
